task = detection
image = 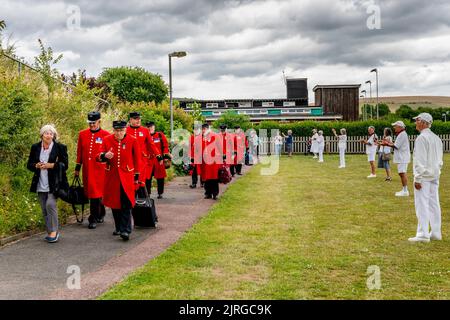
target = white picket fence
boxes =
[258,134,450,155]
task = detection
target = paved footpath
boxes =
[0,169,249,300]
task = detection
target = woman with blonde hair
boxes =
[27,124,68,243]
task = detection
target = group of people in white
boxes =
[308,112,444,243]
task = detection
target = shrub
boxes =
[98,66,168,104]
[256,120,450,137]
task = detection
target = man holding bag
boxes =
[74,111,110,229]
[97,120,141,241]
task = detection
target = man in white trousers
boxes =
[409,113,444,243]
[382,121,411,196]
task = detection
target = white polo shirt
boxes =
[393,130,411,164]
[366,133,378,155]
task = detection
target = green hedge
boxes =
[256,120,450,136]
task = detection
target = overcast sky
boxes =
[1,0,450,101]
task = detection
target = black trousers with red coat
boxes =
[204,180,219,197]
[111,184,132,234]
[88,198,106,223]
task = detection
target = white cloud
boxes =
[1,0,450,103]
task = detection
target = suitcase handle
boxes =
[135,186,150,205]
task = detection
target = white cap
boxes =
[413,112,433,124]
[391,120,406,128]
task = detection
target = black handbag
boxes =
[133,187,158,228]
[60,176,89,223]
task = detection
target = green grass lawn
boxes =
[101,154,450,300]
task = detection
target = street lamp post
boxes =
[168,51,187,143]
[365,80,372,104]
[360,95,365,120]
[361,90,367,120]
[370,68,379,120]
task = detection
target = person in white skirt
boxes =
[361,126,378,178]
[317,130,325,163]
[311,129,319,158]
[332,128,347,168]
[409,113,444,243]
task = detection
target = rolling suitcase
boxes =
[132,187,158,228]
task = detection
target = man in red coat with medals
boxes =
[126,112,161,188]
[231,125,248,176]
[145,122,171,199]
[97,120,141,241]
[74,111,110,229]
[189,125,203,189]
[201,123,221,200]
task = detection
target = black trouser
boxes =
[204,179,219,197]
[230,164,242,175]
[111,184,132,234]
[145,177,164,195]
[191,166,198,185]
[88,198,106,224]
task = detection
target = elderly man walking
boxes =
[409,113,444,243]
[382,120,411,196]
[361,126,378,178]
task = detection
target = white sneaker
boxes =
[395,190,409,197]
[338,166,345,169]
[408,236,430,243]
[367,174,376,178]
[318,160,324,163]
[313,156,317,159]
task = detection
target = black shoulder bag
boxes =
[60,176,89,223]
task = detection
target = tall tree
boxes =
[98,66,168,104]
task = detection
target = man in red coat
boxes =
[219,124,234,166]
[146,122,171,199]
[74,111,111,229]
[189,126,203,188]
[201,123,221,200]
[231,125,248,176]
[126,112,161,186]
[97,120,141,241]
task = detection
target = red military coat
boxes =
[76,128,111,198]
[150,131,169,179]
[97,134,141,209]
[220,132,234,166]
[201,131,221,181]
[126,126,160,181]
[234,131,248,165]
[190,134,202,175]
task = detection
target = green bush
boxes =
[115,100,194,134]
[394,104,450,121]
[98,66,168,104]
[0,77,41,165]
[256,120,450,137]
[212,111,252,131]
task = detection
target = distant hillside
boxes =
[359,96,450,112]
